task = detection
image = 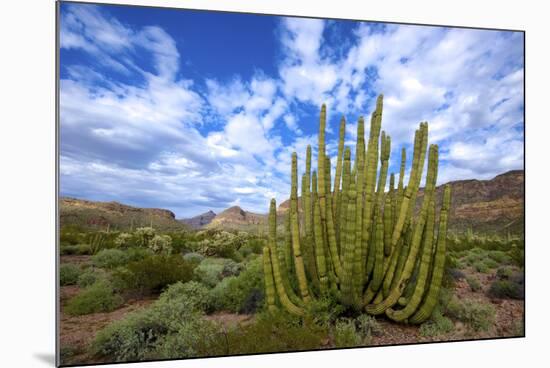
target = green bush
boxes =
[77,268,107,288]
[65,280,123,316]
[208,258,263,313]
[92,249,130,269]
[488,250,512,264]
[93,283,223,362]
[223,310,327,354]
[114,233,134,248]
[194,258,242,287]
[473,260,490,273]
[126,247,152,262]
[60,264,81,286]
[183,252,204,265]
[509,246,524,267]
[487,280,524,300]
[466,276,482,292]
[159,281,211,312]
[135,227,155,247]
[112,254,194,296]
[357,314,381,341]
[419,307,454,337]
[445,298,495,332]
[496,266,514,280]
[484,258,499,269]
[306,295,345,326]
[334,319,362,348]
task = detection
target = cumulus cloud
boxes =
[59,4,524,217]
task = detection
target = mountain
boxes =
[60,197,187,231]
[206,206,267,232]
[179,210,216,229]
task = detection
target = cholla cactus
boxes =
[263,94,452,323]
[149,234,173,255]
[114,232,133,248]
[135,227,155,247]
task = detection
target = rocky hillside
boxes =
[206,206,267,232]
[421,170,524,234]
[179,210,216,229]
[60,197,187,231]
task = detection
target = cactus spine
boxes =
[262,94,450,323]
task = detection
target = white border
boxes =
[1,0,548,367]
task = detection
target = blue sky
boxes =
[59,2,524,217]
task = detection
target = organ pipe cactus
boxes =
[262,94,452,323]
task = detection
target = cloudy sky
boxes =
[59,3,524,218]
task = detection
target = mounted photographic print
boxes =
[56,1,525,366]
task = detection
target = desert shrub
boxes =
[496,266,514,280]
[159,281,211,313]
[126,247,152,262]
[334,319,362,348]
[473,260,490,273]
[466,275,482,292]
[183,252,204,265]
[77,268,107,288]
[208,258,263,313]
[65,280,123,316]
[484,258,499,269]
[419,307,454,337]
[445,298,495,332]
[149,235,173,255]
[223,310,327,354]
[60,225,87,246]
[194,258,242,287]
[60,243,93,255]
[92,249,130,269]
[195,230,247,259]
[306,294,346,326]
[488,250,512,264]
[447,268,466,281]
[60,264,81,286]
[487,279,524,300]
[357,314,381,342]
[112,254,194,296]
[93,285,221,362]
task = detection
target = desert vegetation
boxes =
[59,97,524,365]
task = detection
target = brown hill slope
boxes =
[206,206,267,232]
[179,210,216,229]
[60,197,187,231]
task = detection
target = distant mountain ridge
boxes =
[60,170,524,234]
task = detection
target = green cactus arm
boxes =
[366,142,438,315]
[339,148,351,257]
[352,116,366,298]
[263,246,277,312]
[302,171,319,290]
[384,183,394,256]
[290,152,311,303]
[370,203,385,291]
[334,116,346,243]
[340,173,357,306]
[409,185,452,324]
[386,197,436,322]
[267,199,304,315]
[313,192,329,292]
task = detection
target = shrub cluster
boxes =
[445,298,495,332]
[60,264,81,286]
[65,280,123,316]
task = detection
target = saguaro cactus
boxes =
[262,94,452,323]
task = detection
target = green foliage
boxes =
[149,234,173,255]
[333,319,362,348]
[193,258,242,288]
[487,250,512,264]
[195,230,247,259]
[222,310,327,354]
[445,298,495,332]
[93,281,221,362]
[496,266,514,280]
[357,314,381,341]
[509,245,525,267]
[466,275,482,292]
[305,294,345,326]
[487,279,524,300]
[92,249,130,269]
[159,281,211,312]
[126,247,152,262]
[183,252,204,265]
[65,280,123,316]
[419,306,454,337]
[208,258,263,313]
[60,264,81,286]
[60,225,88,246]
[473,260,490,273]
[112,254,194,296]
[77,267,107,288]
